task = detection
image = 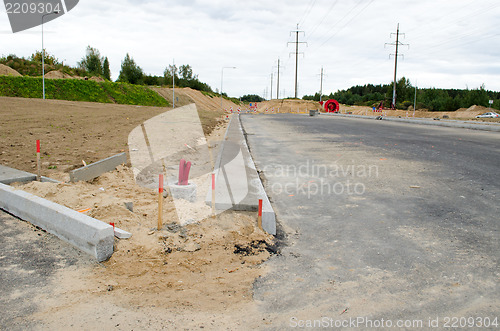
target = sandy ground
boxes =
[252,99,320,114]
[152,87,238,113]
[338,104,499,121]
[0,92,279,329]
[251,99,499,122]
[13,163,274,330]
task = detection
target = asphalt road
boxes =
[242,114,500,329]
[0,211,93,330]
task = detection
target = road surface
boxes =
[242,114,500,329]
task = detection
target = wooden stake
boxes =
[36,140,41,181]
[158,174,164,230]
[211,173,216,218]
[258,199,263,230]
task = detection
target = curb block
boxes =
[205,115,277,235]
[0,182,114,262]
[70,152,127,182]
[238,116,276,235]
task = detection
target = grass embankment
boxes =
[0,76,169,107]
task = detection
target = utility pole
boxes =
[273,58,284,100]
[288,24,307,99]
[270,72,273,100]
[385,23,409,108]
[319,66,324,102]
[276,58,280,99]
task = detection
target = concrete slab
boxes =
[69,152,127,182]
[206,115,276,235]
[114,227,132,239]
[0,165,60,184]
[0,165,36,184]
[0,182,114,261]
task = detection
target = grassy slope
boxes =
[0,76,169,107]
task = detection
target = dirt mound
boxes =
[44,70,75,79]
[89,76,105,82]
[335,104,495,120]
[0,64,22,77]
[253,99,321,113]
[152,87,239,112]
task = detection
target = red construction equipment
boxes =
[319,99,340,113]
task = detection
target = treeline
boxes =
[1,46,215,93]
[303,77,500,111]
[241,94,265,103]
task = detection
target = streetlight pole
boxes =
[172,59,175,108]
[42,11,59,100]
[220,66,236,111]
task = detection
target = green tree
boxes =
[163,64,178,86]
[179,64,193,80]
[30,50,59,66]
[117,53,143,84]
[103,57,111,80]
[78,46,103,76]
[241,94,264,103]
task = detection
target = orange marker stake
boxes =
[36,140,41,181]
[258,199,263,230]
[158,174,164,230]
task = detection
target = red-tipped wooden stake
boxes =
[36,140,41,181]
[258,199,263,230]
[158,174,164,230]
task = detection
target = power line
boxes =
[288,24,307,98]
[306,0,339,41]
[298,0,317,28]
[308,0,374,55]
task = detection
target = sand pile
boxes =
[89,76,105,82]
[15,164,275,310]
[152,87,238,112]
[0,64,22,77]
[251,99,320,113]
[44,70,77,79]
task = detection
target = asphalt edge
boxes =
[205,114,277,235]
[238,114,277,235]
[322,113,500,132]
[204,115,233,208]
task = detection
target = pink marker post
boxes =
[36,140,41,181]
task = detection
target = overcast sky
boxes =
[2,0,500,98]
